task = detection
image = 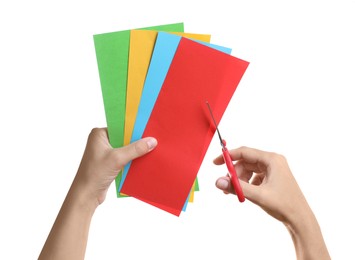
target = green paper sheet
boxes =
[93,23,184,197]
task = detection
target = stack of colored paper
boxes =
[93,22,249,216]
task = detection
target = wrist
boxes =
[67,178,99,215]
[284,207,330,260]
[283,200,314,230]
[285,208,318,240]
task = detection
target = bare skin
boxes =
[38,128,157,260]
[39,129,330,259]
[214,146,331,260]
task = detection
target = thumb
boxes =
[112,137,158,170]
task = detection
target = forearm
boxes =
[39,180,97,260]
[285,208,330,260]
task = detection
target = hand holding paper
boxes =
[93,23,184,196]
[94,23,249,216]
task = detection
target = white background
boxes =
[1,0,354,259]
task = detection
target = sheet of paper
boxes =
[188,181,196,202]
[93,23,184,197]
[120,31,211,195]
[121,37,249,216]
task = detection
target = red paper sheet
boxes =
[121,37,249,216]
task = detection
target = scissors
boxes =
[206,101,245,202]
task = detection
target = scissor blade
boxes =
[206,101,224,147]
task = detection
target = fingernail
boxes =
[147,138,158,151]
[216,179,229,190]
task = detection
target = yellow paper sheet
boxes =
[188,180,196,202]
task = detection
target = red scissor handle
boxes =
[222,142,245,202]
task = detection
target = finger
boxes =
[242,161,267,173]
[250,173,265,186]
[229,146,273,167]
[236,160,267,185]
[213,146,272,166]
[213,155,225,165]
[215,161,255,187]
[235,161,254,183]
[88,127,111,147]
[88,127,107,140]
[215,176,235,194]
[239,181,262,205]
[112,137,158,169]
[216,176,263,204]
